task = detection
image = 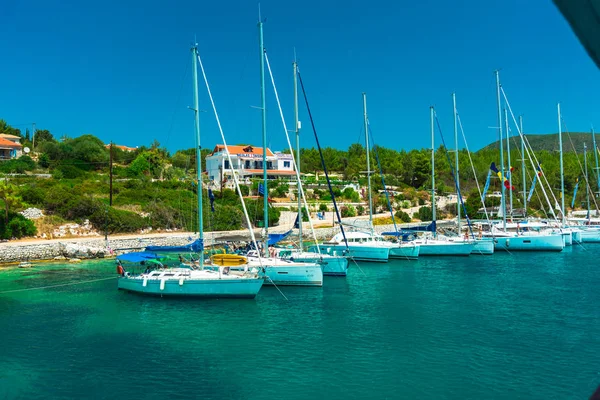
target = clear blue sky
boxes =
[1,0,598,153]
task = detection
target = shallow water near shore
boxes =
[1,247,599,399]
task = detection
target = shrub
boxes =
[319,203,328,212]
[0,213,37,239]
[89,207,148,234]
[395,210,411,223]
[145,202,180,230]
[340,205,356,218]
[239,185,250,196]
[341,187,360,202]
[417,206,439,221]
[19,186,46,207]
[245,199,281,227]
[356,205,365,216]
[38,153,50,168]
[271,182,289,198]
[53,164,87,179]
[205,204,244,231]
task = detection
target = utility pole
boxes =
[32,123,36,151]
[109,142,113,206]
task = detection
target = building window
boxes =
[267,161,273,170]
[224,160,230,169]
[255,161,262,169]
[283,161,290,168]
[245,160,250,168]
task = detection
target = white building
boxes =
[205,144,296,189]
[0,134,23,159]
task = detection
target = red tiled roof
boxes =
[210,144,274,157]
[105,144,137,152]
[0,137,22,148]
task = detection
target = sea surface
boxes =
[0,247,598,400]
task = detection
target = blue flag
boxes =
[527,165,542,202]
[482,170,492,199]
[528,174,538,202]
[258,182,265,196]
[571,178,579,209]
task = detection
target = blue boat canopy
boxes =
[268,231,292,246]
[382,222,436,236]
[145,238,204,253]
[117,252,162,263]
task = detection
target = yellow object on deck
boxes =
[210,254,248,266]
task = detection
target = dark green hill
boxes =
[478,132,596,153]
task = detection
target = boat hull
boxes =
[416,242,474,256]
[471,239,495,255]
[117,276,264,298]
[492,234,564,252]
[319,244,389,262]
[389,244,420,260]
[579,228,600,243]
[263,264,323,286]
[289,253,349,276]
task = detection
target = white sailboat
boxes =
[410,106,474,256]
[484,71,563,252]
[116,45,264,298]
[255,20,323,286]
[322,93,419,261]
[266,59,348,276]
[451,93,494,255]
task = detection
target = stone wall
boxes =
[0,235,196,264]
[0,221,455,264]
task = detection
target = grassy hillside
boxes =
[478,132,596,154]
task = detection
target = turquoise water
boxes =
[1,248,598,399]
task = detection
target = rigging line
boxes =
[0,276,117,295]
[297,69,349,249]
[433,112,474,238]
[163,54,190,149]
[367,122,412,261]
[561,119,600,213]
[367,122,398,233]
[456,114,493,228]
[501,91,560,222]
[350,257,367,276]
[503,124,543,218]
[196,52,263,267]
[263,51,322,256]
[266,275,289,301]
[501,88,560,223]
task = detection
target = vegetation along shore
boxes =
[0,118,595,251]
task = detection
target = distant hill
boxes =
[478,132,596,153]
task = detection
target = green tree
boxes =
[33,129,55,146]
[38,153,50,168]
[0,182,23,224]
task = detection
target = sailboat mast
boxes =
[520,116,526,217]
[452,93,460,232]
[504,108,513,219]
[592,127,600,198]
[495,70,507,230]
[585,143,590,218]
[558,103,565,226]
[430,106,436,238]
[191,44,204,269]
[294,61,303,250]
[363,93,373,230]
[258,19,269,256]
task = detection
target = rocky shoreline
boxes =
[0,221,454,265]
